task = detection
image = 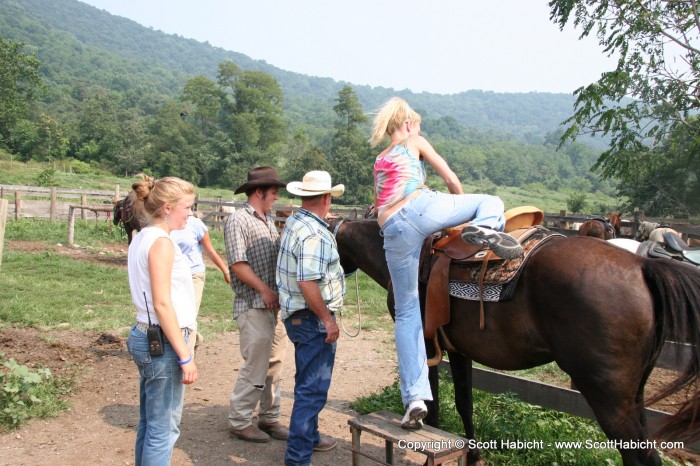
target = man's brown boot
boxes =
[313,435,337,451]
[229,424,270,443]
[258,421,289,440]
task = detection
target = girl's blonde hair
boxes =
[369,97,422,148]
[131,173,194,225]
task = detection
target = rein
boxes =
[331,218,362,337]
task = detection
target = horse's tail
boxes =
[643,259,700,441]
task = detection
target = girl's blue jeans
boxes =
[127,325,189,466]
[380,188,505,406]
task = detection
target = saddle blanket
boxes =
[449,281,502,302]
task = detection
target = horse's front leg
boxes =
[448,351,483,466]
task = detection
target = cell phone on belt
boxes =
[144,292,164,357]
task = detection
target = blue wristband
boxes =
[178,355,192,365]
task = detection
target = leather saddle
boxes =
[419,207,551,340]
[638,231,700,266]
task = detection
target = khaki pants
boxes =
[228,308,287,429]
[191,272,206,351]
[192,272,206,322]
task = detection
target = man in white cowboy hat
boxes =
[276,170,345,466]
[225,166,290,443]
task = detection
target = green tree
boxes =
[70,87,122,164]
[34,114,69,161]
[182,75,225,135]
[0,36,42,150]
[145,99,202,182]
[549,0,700,214]
[233,70,284,150]
[330,86,373,205]
[566,191,588,214]
[283,130,332,184]
[617,117,700,217]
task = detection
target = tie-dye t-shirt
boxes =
[374,143,426,217]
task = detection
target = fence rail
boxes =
[449,364,699,450]
[437,339,698,451]
[3,184,699,240]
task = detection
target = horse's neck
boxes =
[341,222,390,289]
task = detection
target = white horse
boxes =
[219,198,237,214]
[635,221,679,243]
[608,238,642,254]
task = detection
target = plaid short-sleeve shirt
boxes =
[276,208,345,321]
[224,203,280,318]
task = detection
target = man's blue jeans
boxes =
[381,188,505,407]
[127,326,188,466]
[283,311,336,466]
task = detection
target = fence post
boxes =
[114,184,120,203]
[80,194,87,220]
[559,210,568,229]
[67,206,76,246]
[0,199,7,271]
[633,208,644,223]
[14,191,20,220]
[50,186,57,221]
[632,208,644,237]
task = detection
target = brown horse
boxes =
[578,211,622,239]
[113,193,142,244]
[330,218,700,466]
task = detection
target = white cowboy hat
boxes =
[286,171,345,197]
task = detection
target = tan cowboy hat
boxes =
[286,171,345,197]
[504,205,544,232]
[234,166,286,195]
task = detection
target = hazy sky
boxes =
[79,0,616,95]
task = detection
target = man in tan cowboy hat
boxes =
[225,166,290,443]
[276,170,345,465]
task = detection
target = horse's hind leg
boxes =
[573,373,661,466]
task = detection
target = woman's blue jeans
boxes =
[381,189,505,406]
[127,326,189,466]
[283,312,336,466]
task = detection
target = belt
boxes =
[134,321,190,336]
[292,309,334,316]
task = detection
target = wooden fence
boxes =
[3,184,699,241]
[0,184,120,221]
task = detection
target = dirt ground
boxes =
[1,241,698,465]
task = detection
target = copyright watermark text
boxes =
[397,438,466,452]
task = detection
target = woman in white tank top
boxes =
[125,174,198,465]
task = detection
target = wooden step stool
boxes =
[347,410,468,465]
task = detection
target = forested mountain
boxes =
[0,0,584,140]
[0,0,617,207]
